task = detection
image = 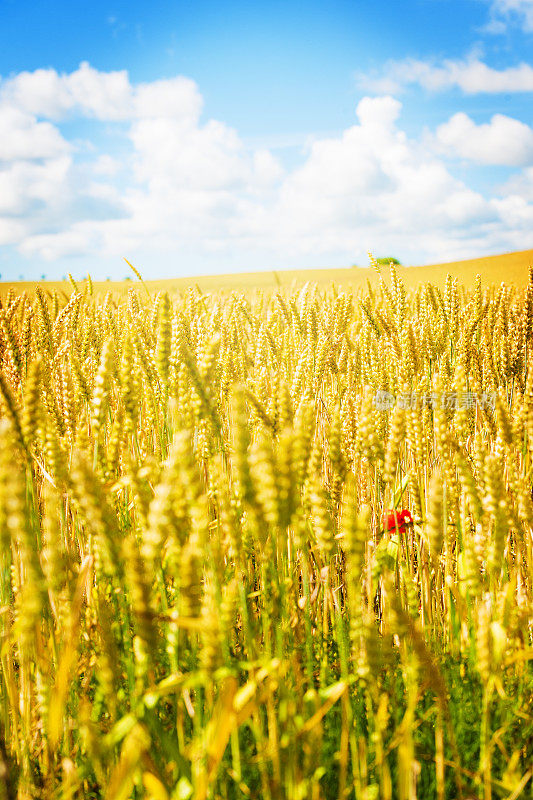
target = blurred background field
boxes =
[1,247,532,298]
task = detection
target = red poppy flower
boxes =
[382,509,413,534]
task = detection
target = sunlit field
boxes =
[1,247,532,299]
[0,255,532,799]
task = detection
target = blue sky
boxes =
[0,0,532,280]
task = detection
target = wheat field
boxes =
[0,262,532,799]
[2,247,532,300]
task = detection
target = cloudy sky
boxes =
[0,0,532,280]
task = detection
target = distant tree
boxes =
[376,257,401,266]
[41,273,46,280]
[124,275,133,281]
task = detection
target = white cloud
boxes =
[357,56,533,94]
[485,0,533,33]
[252,150,284,186]
[274,97,500,259]
[19,227,95,261]
[133,77,202,121]
[498,166,533,200]
[91,155,121,177]
[0,63,532,271]
[0,106,70,161]
[0,63,132,120]
[0,218,27,247]
[0,62,202,122]
[434,112,533,165]
[356,95,402,127]
[491,194,533,228]
[129,117,251,190]
[0,157,72,215]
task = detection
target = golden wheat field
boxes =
[0,258,532,800]
[2,247,532,300]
